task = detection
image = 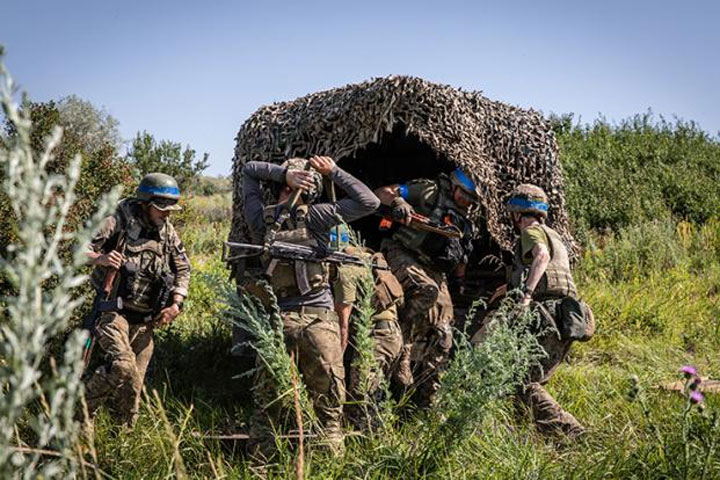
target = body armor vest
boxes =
[263,204,329,298]
[392,175,473,271]
[510,224,577,299]
[92,199,174,314]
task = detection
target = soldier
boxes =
[374,168,480,407]
[83,173,190,428]
[475,183,591,438]
[242,156,380,455]
[330,225,404,431]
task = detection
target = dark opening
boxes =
[332,123,506,312]
[336,123,454,250]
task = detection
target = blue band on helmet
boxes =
[139,184,180,196]
[508,197,549,212]
[398,184,409,200]
[453,169,477,193]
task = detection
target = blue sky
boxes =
[3,0,719,175]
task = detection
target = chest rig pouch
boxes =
[116,202,175,315]
[371,251,404,312]
[263,204,329,298]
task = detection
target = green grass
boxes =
[83,194,720,479]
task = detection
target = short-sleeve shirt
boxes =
[333,263,368,305]
[519,225,550,265]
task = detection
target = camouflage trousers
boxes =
[84,312,154,427]
[472,299,584,437]
[346,314,403,429]
[249,308,346,457]
[382,240,454,408]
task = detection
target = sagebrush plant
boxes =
[0,52,119,477]
[343,229,397,434]
[220,277,317,430]
[405,295,546,475]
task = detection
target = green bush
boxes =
[1,99,132,295]
[554,113,720,235]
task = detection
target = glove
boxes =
[390,197,414,224]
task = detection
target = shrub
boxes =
[554,113,720,235]
[0,53,119,477]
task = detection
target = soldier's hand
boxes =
[154,303,181,328]
[308,155,336,176]
[286,169,316,191]
[96,251,124,269]
[390,197,414,224]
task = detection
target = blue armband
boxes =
[398,184,409,200]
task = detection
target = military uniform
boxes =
[242,160,380,454]
[508,223,585,437]
[332,243,404,429]
[84,197,190,426]
[381,172,475,407]
[473,183,590,438]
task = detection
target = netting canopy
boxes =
[230,75,573,255]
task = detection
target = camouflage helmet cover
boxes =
[137,172,182,211]
[507,183,549,218]
[281,157,324,202]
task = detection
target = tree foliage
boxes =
[126,131,209,191]
[1,98,132,276]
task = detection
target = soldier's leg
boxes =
[247,313,297,461]
[383,242,440,388]
[122,324,154,427]
[290,311,346,452]
[84,313,143,424]
[518,301,584,437]
[516,383,584,438]
[247,361,284,462]
[346,315,402,431]
[412,274,454,408]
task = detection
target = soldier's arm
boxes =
[169,231,191,300]
[374,184,401,206]
[242,162,288,241]
[374,181,429,224]
[86,214,123,269]
[308,156,380,229]
[522,243,550,305]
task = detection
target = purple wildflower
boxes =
[680,365,697,378]
[689,391,704,405]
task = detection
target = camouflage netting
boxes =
[230,75,574,254]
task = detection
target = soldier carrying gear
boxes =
[374,167,480,408]
[330,225,404,432]
[473,183,593,439]
[242,155,380,457]
[83,172,190,430]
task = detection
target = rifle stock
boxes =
[376,204,463,239]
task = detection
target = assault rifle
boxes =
[376,204,462,239]
[81,236,126,368]
[222,240,390,270]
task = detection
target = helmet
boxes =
[507,183,549,218]
[450,168,481,201]
[282,158,323,203]
[137,173,181,211]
